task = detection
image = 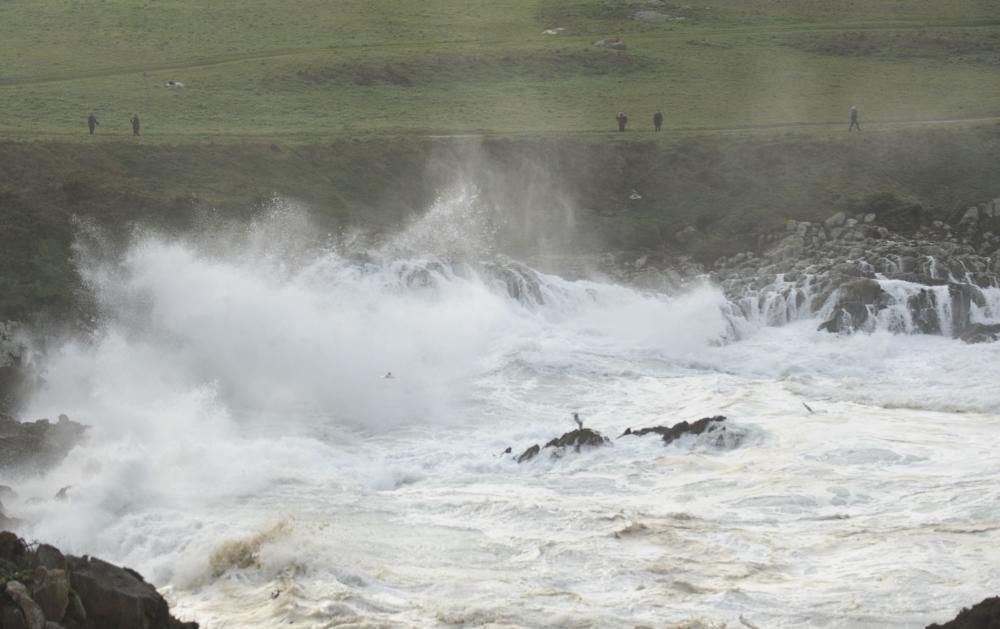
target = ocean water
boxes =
[6,201,1000,628]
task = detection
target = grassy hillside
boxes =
[0,0,998,139]
[1,0,999,325]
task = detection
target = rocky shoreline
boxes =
[0,531,196,629]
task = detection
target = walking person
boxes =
[848,106,861,132]
[130,113,141,136]
[653,111,663,132]
[616,111,628,132]
[87,113,99,135]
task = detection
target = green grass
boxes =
[0,0,998,140]
[1,0,1000,325]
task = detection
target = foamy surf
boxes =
[5,202,999,628]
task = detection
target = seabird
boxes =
[802,402,815,414]
[384,371,394,379]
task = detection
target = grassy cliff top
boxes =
[0,0,998,141]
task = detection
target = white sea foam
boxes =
[4,199,999,628]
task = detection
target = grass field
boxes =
[0,0,998,140]
[1,0,1000,325]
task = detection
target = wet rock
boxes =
[958,323,1000,344]
[34,546,66,572]
[926,595,1000,628]
[30,568,69,623]
[543,428,609,450]
[68,555,197,629]
[516,428,610,463]
[621,416,729,446]
[0,415,87,472]
[825,212,847,227]
[817,279,884,333]
[5,581,46,629]
[516,444,540,463]
[1,605,28,629]
[907,289,941,335]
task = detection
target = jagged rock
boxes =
[620,416,728,446]
[948,282,986,335]
[34,546,66,572]
[817,279,884,333]
[0,415,87,472]
[926,595,1000,628]
[543,428,609,450]
[68,556,180,629]
[516,444,540,463]
[907,289,941,335]
[5,581,47,629]
[0,531,28,565]
[961,206,979,222]
[958,323,1000,344]
[825,212,847,227]
[30,568,69,622]
[516,428,610,463]
[2,605,28,629]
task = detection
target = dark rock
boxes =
[30,568,69,623]
[542,428,609,450]
[516,444,540,463]
[4,581,46,629]
[907,289,941,335]
[926,595,1000,628]
[818,279,884,333]
[0,531,28,565]
[516,428,611,463]
[958,323,1000,344]
[0,415,87,472]
[948,282,986,335]
[67,555,196,629]
[621,416,729,446]
[1,605,28,629]
[34,546,66,572]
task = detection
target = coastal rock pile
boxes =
[619,415,734,446]
[516,427,610,463]
[926,595,1000,628]
[0,415,87,473]
[712,198,1000,339]
[0,531,197,629]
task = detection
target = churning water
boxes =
[7,195,1000,628]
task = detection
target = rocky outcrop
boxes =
[0,415,87,473]
[0,531,197,629]
[926,595,1000,628]
[958,323,1000,344]
[619,415,733,446]
[713,201,1000,339]
[516,428,610,463]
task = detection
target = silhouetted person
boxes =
[130,113,140,136]
[87,113,98,135]
[653,111,663,132]
[573,412,583,430]
[616,111,627,132]
[849,106,861,132]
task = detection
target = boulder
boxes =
[619,416,728,446]
[30,568,69,622]
[0,415,87,472]
[4,581,47,629]
[516,428,610,463]
[543,428,609,450]
[1,605,28,629]
[516,444,540,463]
[818,279,884,333]
[67,556,193,629]
[926,595,1000,628]
[958,323,1000,344]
